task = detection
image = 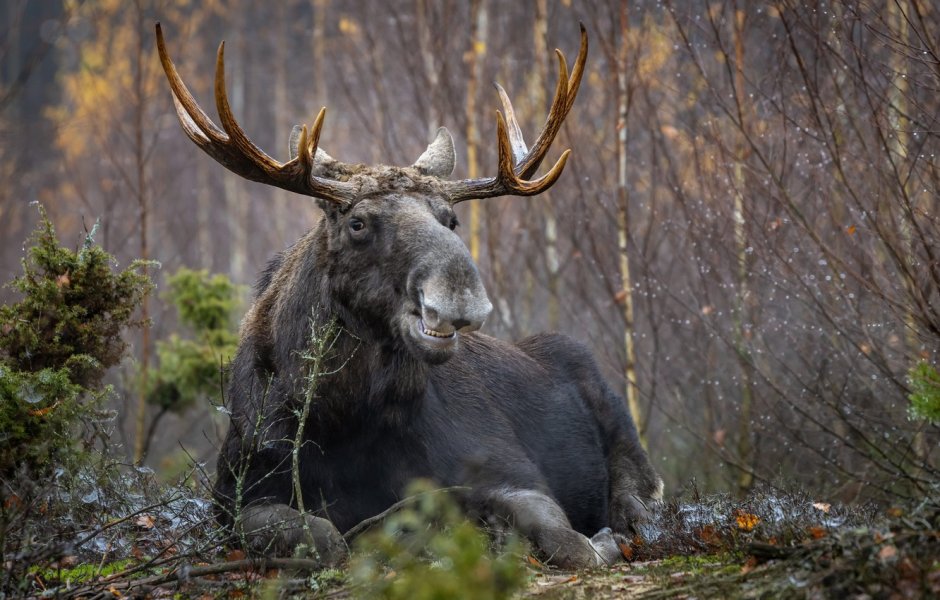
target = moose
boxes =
[156,23,662,569]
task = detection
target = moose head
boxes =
[154,23,585,364]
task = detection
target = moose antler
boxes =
[155,24,357,206]
[443,23,587,204]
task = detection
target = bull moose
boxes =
[156,22,662,569]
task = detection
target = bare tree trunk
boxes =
[887,0,925,465]
[616,0,644,445]
[226,6,248,281]
[313,0,328,102]
[272,1,291,245]
[466,0,486,265]
[731,1,755,495]
[529,0,560,330]
[132,0,151,463]
[417,0,440,137]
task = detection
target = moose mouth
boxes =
[404,313,459,360]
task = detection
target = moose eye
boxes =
[448,217,459,231]
[349,218,366,233]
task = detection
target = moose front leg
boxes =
[480,487,625,569]
[606,444,665,536]
[238,503,347,565]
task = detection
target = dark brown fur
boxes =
[213,167,663,568]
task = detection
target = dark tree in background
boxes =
[0,0,936,501]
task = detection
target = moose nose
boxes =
[419,286,492,334]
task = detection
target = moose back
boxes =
[156,23,662,569]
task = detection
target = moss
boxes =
[30,558,138,584]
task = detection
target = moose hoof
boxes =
[536,527,621,570]
[240,504,347,565]
[589,527,629,565]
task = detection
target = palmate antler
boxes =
[155,23,357,206]
[443,24,587,204]
[155,22,586,206]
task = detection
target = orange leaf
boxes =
[135,514,155,529]
[29,401,61,417]
[696,524,721,547]
[886,507,903,518]
[846,225,856,235]
[526,555,544,568]
[618,542,634,560]
[808,526,826,539]
[741,556,758,574]
[878,545,898,561]
[226,549,246,562]
[735,512,760,532]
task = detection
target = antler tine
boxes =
[495,110,572,195]
[156,23,227,143]
[494,82,528,165]
[293,108,325,174]
[442,24,586,205]
[155,24,356,206]
[442,111,571,204]
[213,40,280,172]
[517,23,587,179]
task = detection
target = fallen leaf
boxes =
[526,555,544,568]
[846,224,856,234]
[741,556,759,574]
[225,549,246,562]
[735,512,760,532]
[808,526,826,539]
[696,524,722,547]
[108,585,123,598]
[878,545,898,561]
[812,502,831,513]
[135,514,155,529]
[886,507,903,518]
[618,542,633,560]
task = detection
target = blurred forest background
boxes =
[1,0,937,504]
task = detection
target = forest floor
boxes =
[6,473,938,599]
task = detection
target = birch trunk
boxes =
[731,3,755,495]
[616,1,644,445]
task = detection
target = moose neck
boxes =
[267,223,431,435]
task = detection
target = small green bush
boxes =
[0,208,152,487]
[350,480,526,600]
[148,268,240,415]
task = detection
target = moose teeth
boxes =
[423,327,454,338]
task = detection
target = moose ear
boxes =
[412,127,456,178]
